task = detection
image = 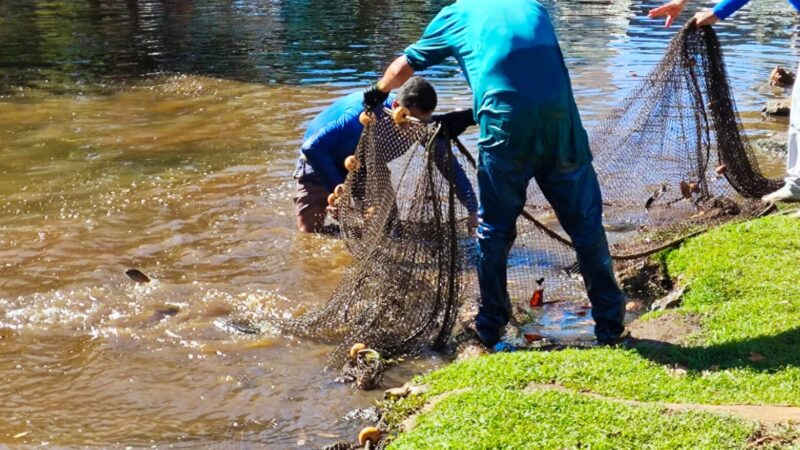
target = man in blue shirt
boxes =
[294,77,478,232]
[650,0,800,213]
[363,0,627,347]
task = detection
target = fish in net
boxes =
[274,23,781,369]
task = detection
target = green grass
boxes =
[390,389,758,450]
[384,215,800,448]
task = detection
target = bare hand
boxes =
[692,10,719,26]
[648,0,688,27]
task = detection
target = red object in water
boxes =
[529,277,545,308]
[524,333,545,342]
[529,289,544,308]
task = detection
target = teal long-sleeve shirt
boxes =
[403,0,591,168]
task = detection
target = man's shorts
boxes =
[293,174,329,218]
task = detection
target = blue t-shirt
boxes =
[403,0,591,168]
[714,0,800,19]
[296,92,380,192]
[295,93,478,213]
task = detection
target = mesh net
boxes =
[276,24,781,366]
[278,113,475,365]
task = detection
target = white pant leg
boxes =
[785,62,800,187]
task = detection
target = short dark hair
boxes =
[396,77,437,113]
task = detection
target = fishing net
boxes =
[277,24,781,366]
[589,21,780,223]
[510,22,782,303]
[277,109,475,366]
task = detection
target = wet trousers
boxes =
[474,111,626,344]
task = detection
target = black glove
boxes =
[363,83,390,111]
[433,109,476,138]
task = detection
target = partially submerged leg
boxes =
[294,178,330,233]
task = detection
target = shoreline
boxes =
[372,211,800,449]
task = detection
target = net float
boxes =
[334,184,345,197]
[715,164,728,175]
[393,106,410,125]
[359,111,374,126]
[358,427,382,447]
[328,193,338,206]
[344,155,360,172]
[349,343,367,359]
[688,182,701,193]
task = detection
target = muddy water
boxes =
[1,0,798,448]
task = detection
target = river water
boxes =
[0,0,797,448]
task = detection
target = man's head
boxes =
[393,77,437,122]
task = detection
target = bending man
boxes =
[363,0,626,347]
[294,77,478,232]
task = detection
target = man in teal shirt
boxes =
[364,0,626,347]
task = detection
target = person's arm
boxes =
[300,118,348,193]
[711,0,750,20]
[431,139,479,235]
[649,0,732,27]
[377,56,416,93]
[434,109,476,139]
[430,109,478,225]
[363,57,415,110]
[403,6,455,72]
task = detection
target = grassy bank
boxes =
[383,215,800,449]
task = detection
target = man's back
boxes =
[406,0,574,115]
[303,92,362,142]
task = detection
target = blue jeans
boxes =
[474,110,626,345]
